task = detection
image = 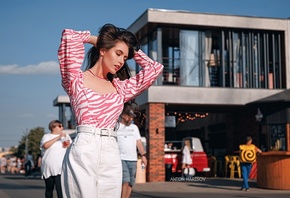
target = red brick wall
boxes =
[146,103,165,182]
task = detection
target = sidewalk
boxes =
[0,174,289,198]
[131,177,290,198]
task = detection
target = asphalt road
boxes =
[0,174,289,198]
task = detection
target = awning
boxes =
[246,89,290,118]
[246,89,290,106]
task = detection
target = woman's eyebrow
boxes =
[116,49,128,58]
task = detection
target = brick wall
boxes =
[146,103,165,182]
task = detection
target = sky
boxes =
[0,0,289,148]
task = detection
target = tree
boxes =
[14,127,45,160]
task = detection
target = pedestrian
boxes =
[0,155,7,174]
[239,136,262,191]
[40,120,71,198]
[167,142,173,150]
[24,151,34,177]
[181,139,192,177]
[16,157,22,173]
[117,101,147,198]
[58,23,163,198]
[9,156,17,174]
[33,154,42,176]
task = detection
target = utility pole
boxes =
[23,128,29,156]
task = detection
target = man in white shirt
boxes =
[117,102,147,198]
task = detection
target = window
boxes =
[269,124,286,151]
[156,26,285,89]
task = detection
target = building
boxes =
[54,9,290,185]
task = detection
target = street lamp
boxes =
[255,108,263,122]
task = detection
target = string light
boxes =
[167,112,209,124]
[138,112,209,126]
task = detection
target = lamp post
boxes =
[25,135,28,156]
[22,128,29,156]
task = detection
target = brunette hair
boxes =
[114,100,139,129]
[85,23,140,81]
[48,120,62,131]
[121,100,139,117]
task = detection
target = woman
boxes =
[182,139,192,177]
[40,120,71,198]
[58,24,163,198]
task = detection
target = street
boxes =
[0,173,289,198]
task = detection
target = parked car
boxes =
[164,137,210,177]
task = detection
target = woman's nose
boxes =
[118,57,125,65]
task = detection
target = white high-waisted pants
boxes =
[61,127,121,198]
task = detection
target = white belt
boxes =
[76,125,117,137]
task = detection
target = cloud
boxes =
[0,61,59,75]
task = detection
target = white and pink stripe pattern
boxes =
[58,29,163,128]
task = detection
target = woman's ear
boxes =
[100,48,106,56]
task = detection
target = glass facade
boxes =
[139,26,285,89]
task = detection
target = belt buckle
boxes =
[100,129,108,137]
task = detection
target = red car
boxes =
[164,137,210,177]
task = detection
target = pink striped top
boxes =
[58,29,164,128]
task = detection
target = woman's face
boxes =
[101,41,129,75]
